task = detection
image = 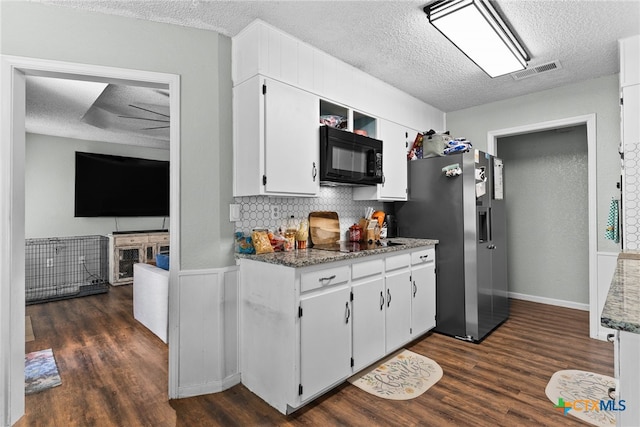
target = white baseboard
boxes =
[509,292,589,311]
[177,372,241,398]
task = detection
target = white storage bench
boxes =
[133,263,169,343]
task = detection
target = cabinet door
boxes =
[378,120,408,200]
[300,286,351,401]
[623,85,640,146]
[411,263,436,337]
[115,246,143,283]
[352,277,385,372]
[384,270,412,352]
[264,79,320,195]
[619,331,640,426]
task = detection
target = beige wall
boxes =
[1,1,235,268]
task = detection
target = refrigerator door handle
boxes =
[488,207,492,242]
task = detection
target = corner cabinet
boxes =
[610,330,640,426]
[233,75,320,197]
[620,35,640,249]
[239,246,436,414]
[353,120,413,201]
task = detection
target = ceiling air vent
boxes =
[511,61,562,80]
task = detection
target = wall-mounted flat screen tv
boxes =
[75,152,169,217]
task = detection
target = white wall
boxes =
[446,75,621,254]
[498,126,589,304]
[25,133,170,238]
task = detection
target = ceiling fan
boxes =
[118,103,169,130]
[81,85,170,140]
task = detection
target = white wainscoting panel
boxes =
[176,266,240,398]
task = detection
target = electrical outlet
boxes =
[270,205,280,220]
[79,255,85,264]
[46,258,53,267]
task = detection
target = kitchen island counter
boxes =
[235,237,438,268]
[601,251,640,333]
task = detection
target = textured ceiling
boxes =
[26,76,171,149]
[27,0,640,146]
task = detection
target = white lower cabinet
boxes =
[615,330,640,426]
[411,248,437,337]
[385,257,412,352]
[300,285,352,400]
[239,245,436,414]
[351,260,385,372]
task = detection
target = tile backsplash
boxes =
[234,186,384,241]
[625,142,639,250]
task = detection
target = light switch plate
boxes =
[229,203,241,222]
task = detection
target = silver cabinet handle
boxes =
[319,275,336,282]
[380,291,384,310]
[312,162,317,182]
[419,254,429,260]
[387,289,392,307]
[345,302,351,324]
[607,333,615,343]
[608,387,616,400]
[413,281,417,297]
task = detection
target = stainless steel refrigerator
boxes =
[395,150,508,342]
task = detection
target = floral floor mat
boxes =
[348,349,443,400]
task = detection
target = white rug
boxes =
[348,349,443,400]
[545,370,617,426]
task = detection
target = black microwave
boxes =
[319,126,383,186]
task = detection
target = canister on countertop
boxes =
[349,224,362,242]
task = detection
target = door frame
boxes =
[487,114,599,338]
[0,55,181,425]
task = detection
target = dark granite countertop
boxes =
[601,251,640,334]
[235,237,438,268]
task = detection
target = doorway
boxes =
[1,55,181,425]
[487,114,599,339]
[497,125,589,305]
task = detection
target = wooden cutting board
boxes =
[309,211,341,245]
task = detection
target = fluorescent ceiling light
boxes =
[425,0,530,78]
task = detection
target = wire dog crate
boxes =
[25,235,109,304]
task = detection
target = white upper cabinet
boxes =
[232,20,445,198]
[620,36,640,88]
[233,76,320,197]
[264,79,320,195]
[232,20,444,132]
[621,36,640,249]
[353,120,415,201]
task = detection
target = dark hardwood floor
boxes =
[18,286,613,426]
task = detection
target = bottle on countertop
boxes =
[296,219,309,249]
[284,216,297,251]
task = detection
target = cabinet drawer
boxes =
[301,265,350,293]
[148,234,169,243]
[352,259,383,280]
[385,253,411,271]
[411,248,435,265]
[114,235,148,245]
